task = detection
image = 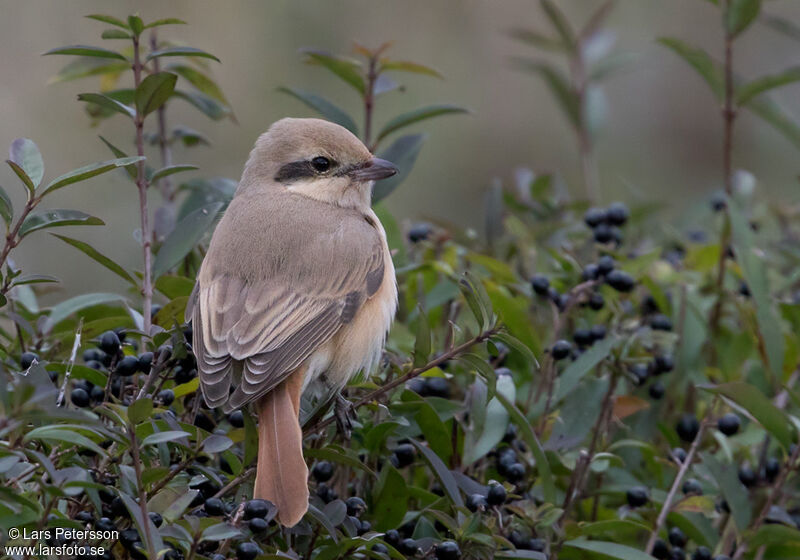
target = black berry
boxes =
[607,202,630,226]
[676,414,700,442]
[115,355,139,377]
[436,541,461,560]
[626,486,649,508]
[597,255,616,276]
[20,352,38,369]
[764,457,780,482]
[392,443,416,468]
[551,340,572,360]
[346,496,366,517]
[584,207,608,228]
[71,387,90,408]
[408,223,433,243]
[148,512,163,527]
[588,292,605,310]
[157,389,175,406]
[530,275,550,296]
[606,270,635,292]
[717,413,741,436]
[649,381,665,400]
[249,517,268,533]
[487,483,507,506]
[693,546,712,560]
[98,331,121,356]
[228,410,245,428]
[738,465,757,487]
[682,478,703,496]
[466,493,488,512]
[668,526,687,547]
[312,460,334,482]
[653,539,670,559]
[651,313,673,331]
[243,499,269,520]
[236,542,260,560]
[204,498,224,516]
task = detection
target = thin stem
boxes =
[364,55,377,151]
[309,326,500,433]
[132,34,153,338]
[645,418,710,554]
[129,424,156,560]
[571,46,599,202]
[150,32,175,203]
[708,4,736,340]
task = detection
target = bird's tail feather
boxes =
[255,368,309,527]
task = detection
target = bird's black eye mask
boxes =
[275,156,356,183]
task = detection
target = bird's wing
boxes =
[194,205,385,411]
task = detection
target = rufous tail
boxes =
[254,369,309,526]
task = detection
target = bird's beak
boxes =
[350,157,398,181]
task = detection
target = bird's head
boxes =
[241,118,397,210]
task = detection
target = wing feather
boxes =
[193,195,386,411]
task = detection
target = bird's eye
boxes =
[311,156,331,173]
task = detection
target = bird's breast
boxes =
[302,212,397,391]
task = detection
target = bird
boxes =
[187,117,399,527]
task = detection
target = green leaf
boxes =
[747,93,800,149]
[512,60,580,129]
[563,539,654,560]
[371,464,408,531]
[144,18,187,29]
[118,491,164,555]
[495,392,556,504]
[153,202,223,279]
[135,72,178,117]
[125,15,143,35]
[128,398,153,424]
[155,275,195,299]
[43,45,127,61]
[409,439,463,507]
[48,292,127,326]
[19,209,104,238]
[5,161,35,200]
[509,27,564,51]
[101,29,132,40]
[86,14,129,29]
[301,49,365,95]
[141,431,190,446]
[703,382,794,449]
[492,331,538,367]
[24,426,106,456]
[172,90,231,120]
[373,134,425,203]
[43,156,143,195]
[728,198,784,379]
[0,186,14,225]
[98,136,137,179]
[277,86,358,135]
[658,38,724,99]
[200,522,241,542]
[48,58,129,84]
[380,60,442,78]
[415,402,451,464]
[169,64,229,105]
[9,138,44,188]
[540,0,576,51]
[305,447,376,477]
[413,306,431,367]
[463,374,515,464]
[376,104,469,144]
[725,0,761,37]
[736,67,800,106]
[702,452,751,530]
[146,47,220,63]
[555,336,617,402]
[50,234,136,286]
[150,165,198,183]
[77,93,135,118]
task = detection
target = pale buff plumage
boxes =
[188,118,398,527]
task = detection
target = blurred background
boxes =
[1,0,800,300]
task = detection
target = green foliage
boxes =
[279,42,469,203]
[2,5,800,560]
